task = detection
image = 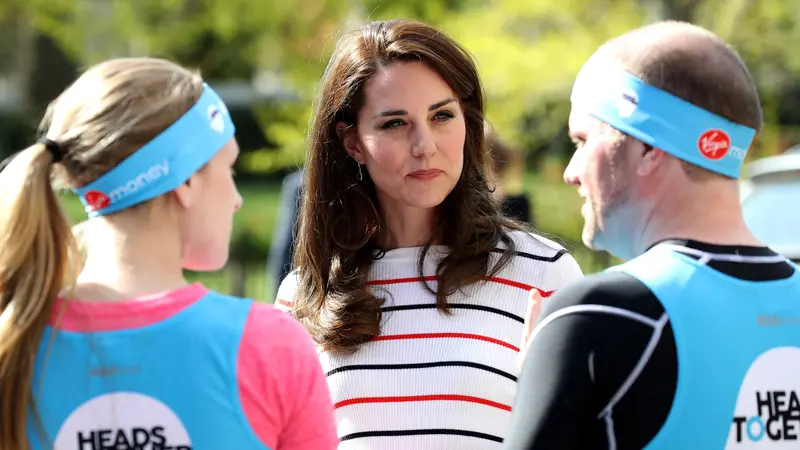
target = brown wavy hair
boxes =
[291,19,524,354]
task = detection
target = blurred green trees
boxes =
[5,0,800,281]
[12,0,800,172]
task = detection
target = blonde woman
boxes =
[0,57,337,450]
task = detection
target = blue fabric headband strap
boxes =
[570,53,757,179]
[74,83,236,217]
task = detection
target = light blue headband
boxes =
[74,83,236,217]
[570,53,757,179]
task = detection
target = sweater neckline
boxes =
[376,245,449,262]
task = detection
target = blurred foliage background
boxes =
[3,0,799,301]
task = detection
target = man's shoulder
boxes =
[541,269,666,322]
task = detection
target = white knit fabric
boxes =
[277,230,583,449]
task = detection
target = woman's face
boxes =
[340,61,466,213]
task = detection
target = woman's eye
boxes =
[433,111,454,122]
[381,119,405,130]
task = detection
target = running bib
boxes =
[54,392,192,450]
[727,347,800,448]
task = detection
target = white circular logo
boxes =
[54,392,192,450]
[727,347,800,448]
[217,100,230,117]
[207,105,224,134]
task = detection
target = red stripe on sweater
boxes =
[334,394,512,411]
[279,277,553,305]
[368,275,553,296]
[371,332,519,352]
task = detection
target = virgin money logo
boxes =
[82,160,169,212]
[698,129,730,160]
[84,191,110,212]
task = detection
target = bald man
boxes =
[504,21,800,449]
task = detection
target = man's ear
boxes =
[637,144,667,177]
[336,121,365,164]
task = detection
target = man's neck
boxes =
[635,180,763,256]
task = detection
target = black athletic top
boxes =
[502,239,796,449]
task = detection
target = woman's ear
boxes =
[172,173,201,208]
[336,122,365,164]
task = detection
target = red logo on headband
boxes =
[83,190,110,212]
[698,129,730,160]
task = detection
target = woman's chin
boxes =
[405,192,450,210]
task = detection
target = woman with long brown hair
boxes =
[277,19,583,448]
[0,57,337,450]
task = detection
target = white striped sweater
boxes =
[276,231,584,449]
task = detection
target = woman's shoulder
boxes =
[496,229,584,287]
[245,300,309,344]
[499,229,571,259]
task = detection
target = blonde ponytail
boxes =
[0,143,79,449]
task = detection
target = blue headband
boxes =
[74,83,235,217]
[570,54,757,179]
